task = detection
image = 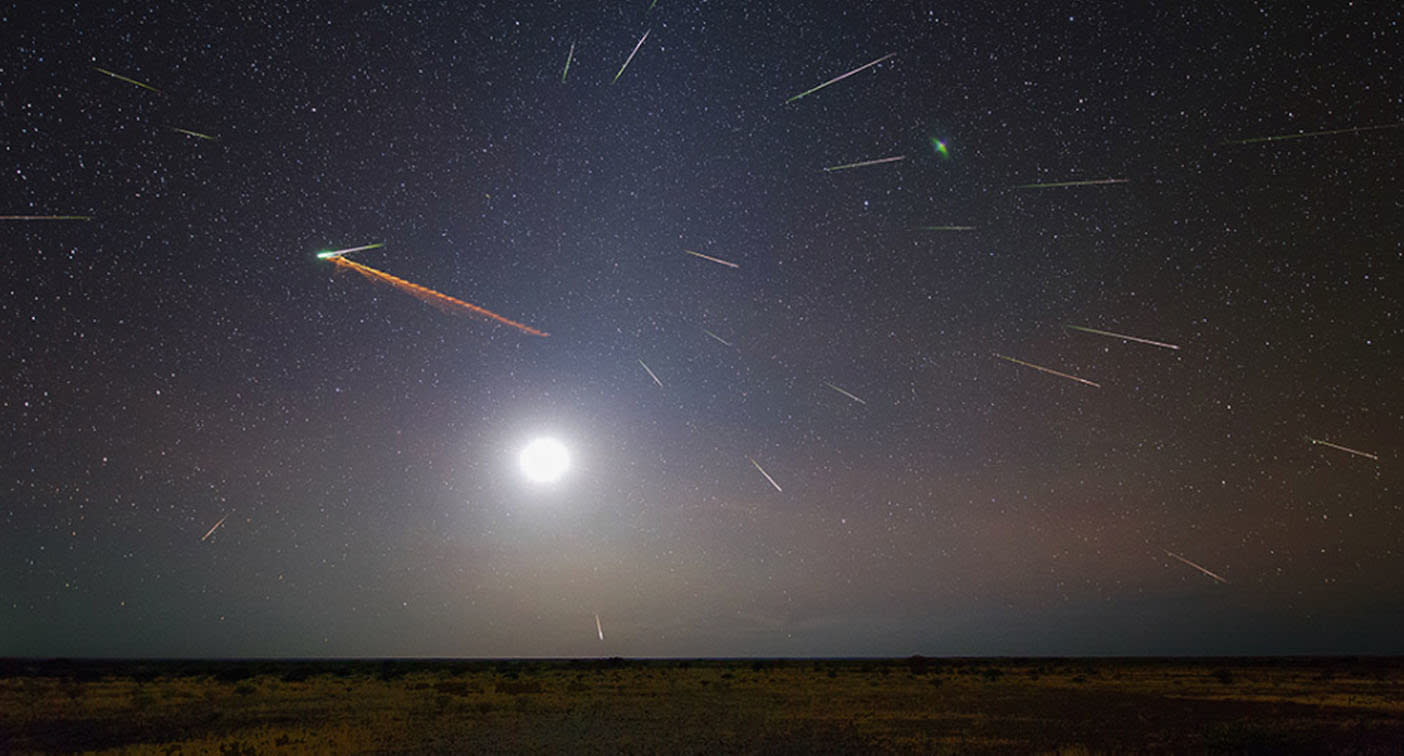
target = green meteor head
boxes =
[316,250,336,259]
[931,138,950,159]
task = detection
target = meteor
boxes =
[683,249,739,268]
[1014,177,1127,189]
[1065,324,1180,351]
[171,127,216,141]
[824,155,906,172]
[994,353,1101,388]
[1308,437,1378,462]
[595,612,605,641]
[0,215,92,221]
[93,66,161,93]
[201,513,230,542]
[1227,121,1404,145]
[702,329,733,347]
[785,52,895,104]
[638,359,663,387]
[561,43,575,83]
[823,381,867,405]
[748,456,783,492]
[917,225,977,231]
[612,30,650,85]
[1164,550,1228,584]
[316,242,384,259]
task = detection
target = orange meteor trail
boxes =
[1164,550,1228,584]
[327,255,547,337]
[201,513,230,542]
[683,249,739,268]
[994,353,1101,388]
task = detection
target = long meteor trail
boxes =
[1015,177,1128,189]
[562,43,575,83]
[1227,121,1404,145]
[1309,437,1379,462]
[824,155,905,172]
[748,456,783,492]
[171,127,216,141]
[824,382,867,405]
[1165,550,1228,584]
[93,66,161,93]
[1,215,92,221]
[785,52,895,104]
[994,354,1101,388]
[1066,324,1180,351]
[613,30,650,84]
[638,359,663,387]
[317,242,385,259]
[683,249,739,268]
[324,252,547,337]
[595,612,605,641]
[201,513,230,542]
[702,329,733,347]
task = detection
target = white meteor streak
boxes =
[994,353,1101,389]
[612,30,650,84]
[1309,437,1379,462]
[748,456,783,492]
[201,513,230,542]
[638,359,663,387]
[595,612,605,641]
[316,242,384,259]
[1066,324,1180,351]
[1164,550,1228,584]
[684,249,739,268]
[702,329,733,347]
[824,381,867,405]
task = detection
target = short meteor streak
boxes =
[316,242,385,259]
[1015,177,1128,189]
[1309,437,1378,462]
[595,612,605,641]
[561,43,575,83]
[1165,550,1228,584]
[824,155,906,172]
[171,127,216,141]
[994,353,1101,388]
[1227,121,1404,145]
[1066,324,1180,351]
[917,225,977,231]
[93,66,161,94]
[785,52,896,104]
[638,359,663,387]
[612,30,650,84]
[0,215,92,221]
[323,252,548,337]
[201,513,230,542]
[702,329,733,347]
[824,382,867,405]
[748,456,783,492]
[683,249,739,268]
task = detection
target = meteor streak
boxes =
[1227,121,1404,145]
[785,52,896,104]
[171,127,216,141]
[824,382,867,405]
[324,253,548,337]
[93,66,161,93]
[702,329,733,347]
[824,155,906,172]
[683,249,739,268]
[595,612,605,641]
[1065,324,1180,351]
[638,359,663,387]
[201,513,230,542]
[612,30,650,84]
[1015,178,1128,189]
[316,242,385,259]
[1164,550,1228,584]
[917,225,977,231]
[561,43,574,83]
[994,353,1101,388]
[748,456,783,492]
[1308,437,1379,462]
[0,215,92,221]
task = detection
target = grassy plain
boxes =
[2,657,1402,753]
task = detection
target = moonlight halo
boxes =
[519,437,571,484]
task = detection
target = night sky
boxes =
[3,2,1400,659]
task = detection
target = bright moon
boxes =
[519,438,570,484]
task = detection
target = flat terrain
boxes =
[2,657,1402,753]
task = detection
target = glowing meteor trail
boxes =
[1164,550,1228,584]
[917,225,977,231]
[994,353,1101,388]
[201,513,230,542]
[683,249,739,268]
[612,30,650,84]
[824,382,867,405]
[824,155,906,172]
[748,456,783,492]
[1015,177,1128,189]
[1227,121,1404,145]
[702,329,732,347]
[0,215,91,221]
[595,613,605,641]
[324,254,548,337]
[316,242,385,259]
[561,43,574,83]
[638,359,663,387]
[785,52,896,104]
[1309,437,1379,462]
[171,127,216,141]
[93,66,161,93]
[1066,324,1180,351]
